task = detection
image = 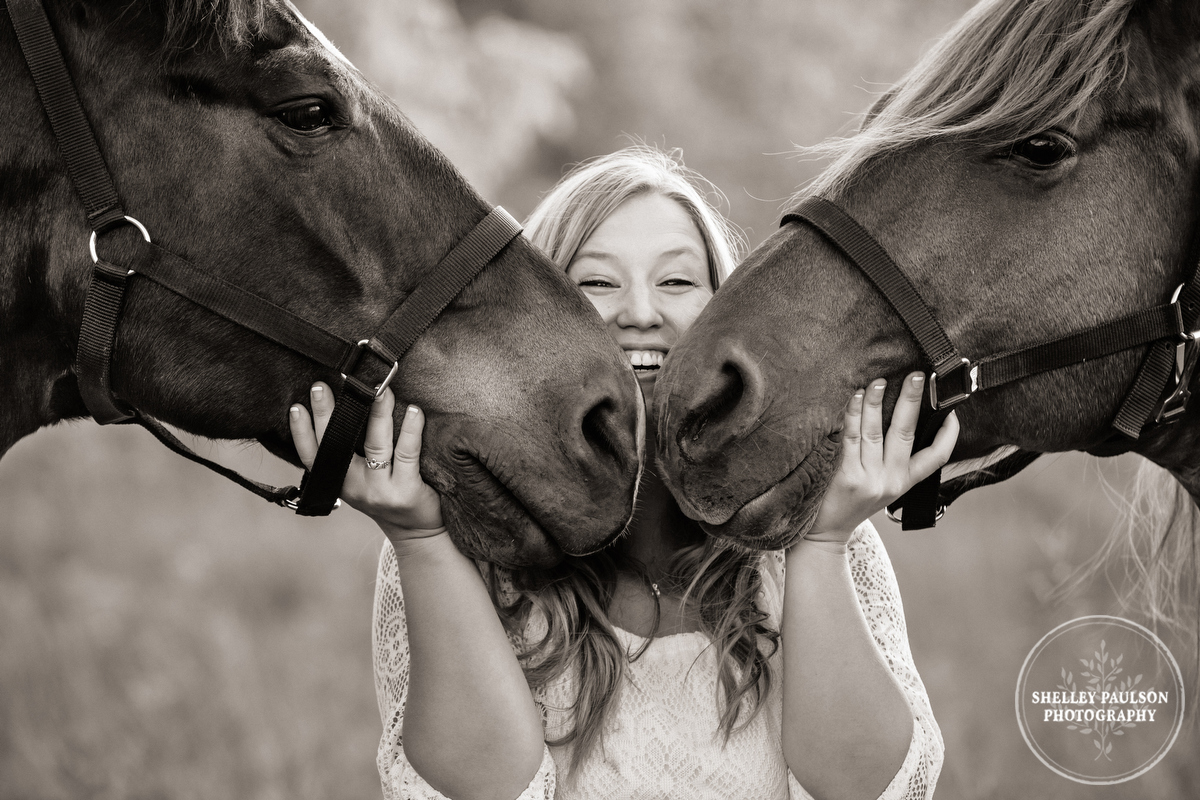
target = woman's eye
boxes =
[1007,131,1076,169]
[661,278,696,287]
[578,279,615,288]
[276,102,333,133]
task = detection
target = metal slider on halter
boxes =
[928,356,978,410]
[339,338,401,400]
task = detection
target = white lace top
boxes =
[372,521,943,799]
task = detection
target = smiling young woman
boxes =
[289,146,955,800]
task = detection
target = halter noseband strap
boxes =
[7,0,522,515]
[783,196,1200,529]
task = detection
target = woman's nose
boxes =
[615,286,663,329]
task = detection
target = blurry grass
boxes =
[879,451,1199,799]
[0,422,384,799]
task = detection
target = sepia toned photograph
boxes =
[2,0,1198,797]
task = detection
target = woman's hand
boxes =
[805,372,959,548]
[289,382,445,540]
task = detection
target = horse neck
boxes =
[0,25,93,456]
[0,178,89,456]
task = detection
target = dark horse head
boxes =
[659,0,1200,549]
[1,0,643,567]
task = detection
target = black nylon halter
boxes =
[783,196,1200,529]
[6,0,523,515]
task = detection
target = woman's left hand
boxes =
[805,371,959,548]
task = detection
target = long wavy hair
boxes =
[483,146,775,772]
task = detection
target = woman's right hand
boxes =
[289,382,445,541]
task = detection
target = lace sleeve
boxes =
[777,521,944,800]
[372,543,557,800]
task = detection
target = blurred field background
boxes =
[3,0,1198,797]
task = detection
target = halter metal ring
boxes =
[885,504,946,524]
[89,215,151,268]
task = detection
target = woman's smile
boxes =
[625,348,665,370]
[566,191,714,396]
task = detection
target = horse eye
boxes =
[276,103,332,133]
[1008,132,1076,168]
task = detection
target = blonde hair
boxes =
[485,146,771,774]
[804,0,1137,196]
[1073,462,1200,673]
[525,145,744,289]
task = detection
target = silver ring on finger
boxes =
[365,458,391,471]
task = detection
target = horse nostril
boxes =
[676,347,768,465]
[679,362,745,443]
[581,398,623,463]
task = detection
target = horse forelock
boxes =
[95,0,277,53]
[160,0,271,50]
[800,0,1140,198]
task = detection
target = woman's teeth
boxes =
[627,350,664,370]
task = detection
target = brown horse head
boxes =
[1,0,642,567]
[658,0,1200,549]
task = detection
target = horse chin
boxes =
[256,429,305,469]
[439,447,627,568]
[685,431,840,551]
[443,503,565,569]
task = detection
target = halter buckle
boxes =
[340,338,400,400]
[929,357,976,410]
[1155,331,1200,423]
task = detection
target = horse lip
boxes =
[456,449,623,556]
[256,429,304,469]
[678,429,838,537]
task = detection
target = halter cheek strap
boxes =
[6,0,522,515]
[783,196,1200,529]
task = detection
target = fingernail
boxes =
[406,405,419,418]
[912,375,924,386]
[873,380,886,391]
[289,406,300,420]
[311,385,323,399]
[853,391,863,400]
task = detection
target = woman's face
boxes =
[566,192,714,400]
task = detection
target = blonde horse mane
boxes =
[803,0,1138,196]
[1078,463,1200,659]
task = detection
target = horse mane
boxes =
[134,0,273,51]
[803,0,1139,196]
[1072,462,1200,663]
